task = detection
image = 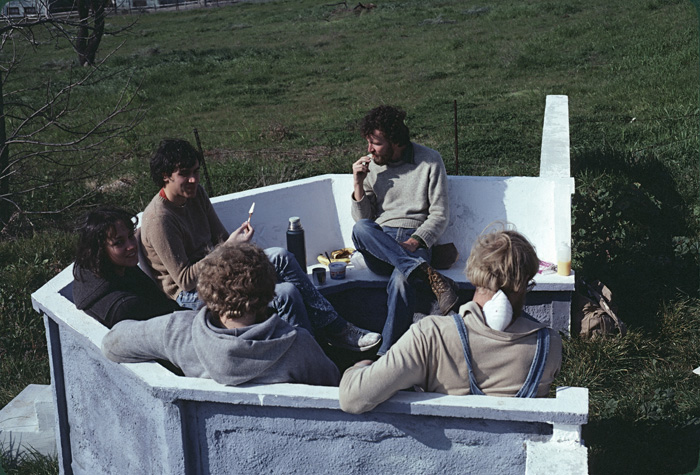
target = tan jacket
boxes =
[339,301,562,414]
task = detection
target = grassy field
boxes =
[2,0,700,473]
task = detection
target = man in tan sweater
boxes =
[339,227,562,413]
[140,139,380,352]
[351,105,458,355]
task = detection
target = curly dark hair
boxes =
[149,139,200,188]
[360,105,410,146]
[197,243,277,322]
[74,207,137,278]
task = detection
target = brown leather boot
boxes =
[418,263,459,315]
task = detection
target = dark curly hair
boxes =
[149,139,200,188]
[197,243,277,322]
[74,207,137,278]
[360,105,410,146]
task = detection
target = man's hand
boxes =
[352,156,371,201]
[400,238,420,254]
[227,221,254,244]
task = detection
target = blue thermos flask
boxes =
[286,217,307,269]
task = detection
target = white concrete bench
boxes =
[31,265,588,474]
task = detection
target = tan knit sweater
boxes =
[339,301,562,414]
[350,142,449,248]
[140,186,229,299]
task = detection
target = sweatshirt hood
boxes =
[190,308,297,386]
[72,265,111,310]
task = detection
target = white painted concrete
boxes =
[31,268,588,473]
[0,384,56,458]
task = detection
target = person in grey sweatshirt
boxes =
[101,242,340,387]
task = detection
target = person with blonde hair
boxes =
[339,226,562,414]
[102,242,340,387]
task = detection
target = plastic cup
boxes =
[329,261,347,280]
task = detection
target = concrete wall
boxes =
[32,267,587,474]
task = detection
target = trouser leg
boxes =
[351,219,427,277]
[265,247,340,330]
[352,220,432,353]
[270,282,314,335]
[377,268,416,355]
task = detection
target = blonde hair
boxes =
[196,243,276,321]
[466,225,539,294]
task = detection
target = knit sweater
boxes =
[339,301,562,414]
[102,307,340,387]
[140,185,229,299]
[72,265,181,328]
[350,142,449,248]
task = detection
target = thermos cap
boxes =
[288,216,303,230]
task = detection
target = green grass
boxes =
[2,0,700,473]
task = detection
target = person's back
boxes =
[339,226,562,414]
[102,308,339,386]
[102,242,340,387]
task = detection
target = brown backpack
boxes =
[573,279,627,339]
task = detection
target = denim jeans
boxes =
[176,289,204,311]
[176,247,338,335]
[265,247,340,334]
[352,219,431,354]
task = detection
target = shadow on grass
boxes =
[572,146,699,332]
[585,418,700,475]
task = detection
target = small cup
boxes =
[312,267,326,285]
[329,261,347,280]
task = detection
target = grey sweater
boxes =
[351,142,449,248]
[102,307,340,387]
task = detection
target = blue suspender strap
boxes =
[452,313,551,398]
[451,314,485,395]
[514,327,551,398]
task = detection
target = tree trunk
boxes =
[0,73,10,226]
[77,0,106,66]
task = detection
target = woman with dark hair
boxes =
[72,207,182,328]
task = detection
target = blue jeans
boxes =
[352,219,431,354]
[265,247,340,334]
[176,247,338,335]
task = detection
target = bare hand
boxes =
[227,221,254,244]
[400,238,420,253]
[352,156,372,201]
[352,156,371,184]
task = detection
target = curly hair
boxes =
[196,243,277,322]
[74,207,137,278]
[360,105,411,146]
[466,225,539,294]
[149,139,200,188]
